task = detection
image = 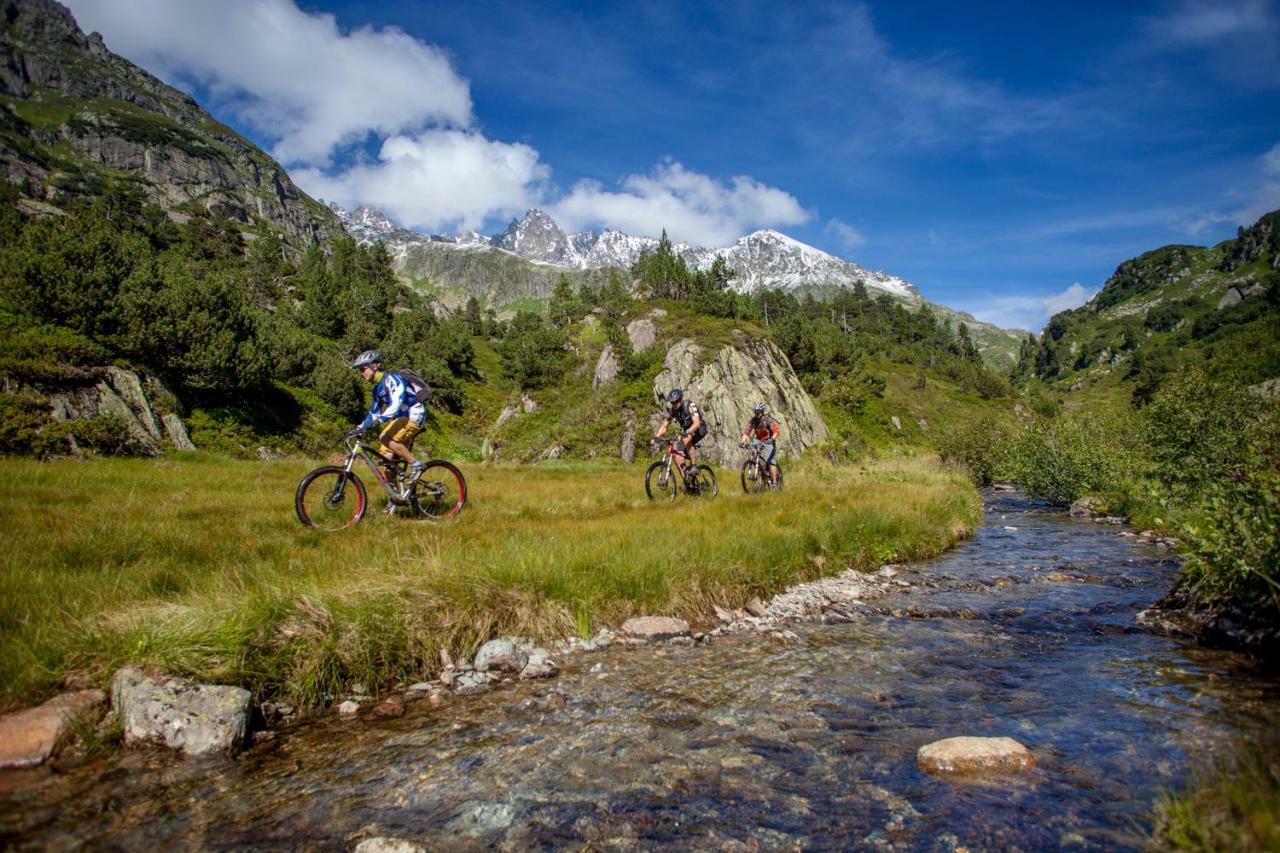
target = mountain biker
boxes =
[349,350,427,482]
[653,388,706,480]
[740,401,781,487]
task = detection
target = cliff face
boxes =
[0,0,340,246]
[652,334,828,465]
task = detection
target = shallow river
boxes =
[3,491,1277,850]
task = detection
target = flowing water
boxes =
[2,491,1277,850]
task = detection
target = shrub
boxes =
[1174,408,1280,618]
[1007,411,1140,506]
[1142,369,1266,500]
[935,415,1015,487]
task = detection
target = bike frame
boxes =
[339,436,409,502]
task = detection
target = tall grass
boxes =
[1153,734,1280,851]
[0,453,976,711]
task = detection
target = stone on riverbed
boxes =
[354,838,426,852]
[111,667,251,756]
[0,689,105,768]
[621,616,691,641]
[917,736,1036,775]
[474,639,528,673]
[519,648,558,680]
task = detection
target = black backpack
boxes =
[396,369,432,403]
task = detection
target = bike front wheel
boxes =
[645,460,676,501]
[688,464,718,499]
[296,467,367,530]
[409,460,467,519]
[741,459,767,494]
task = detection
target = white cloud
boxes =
[824,218,866,251]
[965,282,1097,331]
[550,160,811,247]
[64,0,473,166]
[1145,0,1276,44]
[293,131,548,234]
[63,0,814,243]
[1142,0,1280,84]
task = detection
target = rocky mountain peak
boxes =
[492,208,574,264]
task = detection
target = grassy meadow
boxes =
[0,452,977,712]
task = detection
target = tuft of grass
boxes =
[1152,734,1280,851]
[0,454,977,712]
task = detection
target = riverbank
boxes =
[0,453,978,715]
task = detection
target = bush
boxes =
[1142,368,1267,500]
[1174,408,1280,618]
[935,415,1014,487]
[1006,411,1140,506]
[819,369,885,415]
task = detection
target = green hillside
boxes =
[1017,210,1280,405]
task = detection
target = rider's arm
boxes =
[770,419,780,439]
[655,417,670,438]
[687,410,702,436]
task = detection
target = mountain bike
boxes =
[295,434,466,530]
[740,440,784,493]
[645,437,717,501]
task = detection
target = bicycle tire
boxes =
[296,467,367,530]
[689,464,717,499]
[409,460,467,519]
[645,460,676,501]
[740,459,767,494]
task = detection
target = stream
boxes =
[2,490,1277,850]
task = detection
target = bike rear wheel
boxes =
[688,464,717,499]
[409,460,467,519]
[645,460,676,501]
[296,467,367,530]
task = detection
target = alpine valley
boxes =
[333,203,1027,370]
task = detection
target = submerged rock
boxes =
[621,616,691,641]
[111,667,250,756]
[917,736,1036,775]
[353,838,426,853]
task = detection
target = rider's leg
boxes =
[380,419,423,468]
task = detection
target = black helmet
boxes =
[667,388,683,403]
[352,350,381,369]
[753,401,766,414]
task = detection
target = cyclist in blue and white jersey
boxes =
[349,350,426,482]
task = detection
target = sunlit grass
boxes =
[0,453,977,710]
[1153,734,1280,851]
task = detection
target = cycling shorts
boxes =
[379,416,423,450]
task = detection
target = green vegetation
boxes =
[943,211,1280,650]
[1153,735,1280,851]
[0,454,977,712]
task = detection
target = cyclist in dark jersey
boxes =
[740,401,781,487]
[653,388,706,480]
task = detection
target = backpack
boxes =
[396,369,432,403]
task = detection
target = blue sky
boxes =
[65,0,1280,331]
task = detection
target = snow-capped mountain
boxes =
[331,204,919,300]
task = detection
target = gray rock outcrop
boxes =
[110,666,251,756]
[652,334,828,464]
[46,367,194,455]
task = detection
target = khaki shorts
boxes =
[379,417,423,453]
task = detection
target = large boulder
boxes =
[652,334,828,464]
[110,667,251,756]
